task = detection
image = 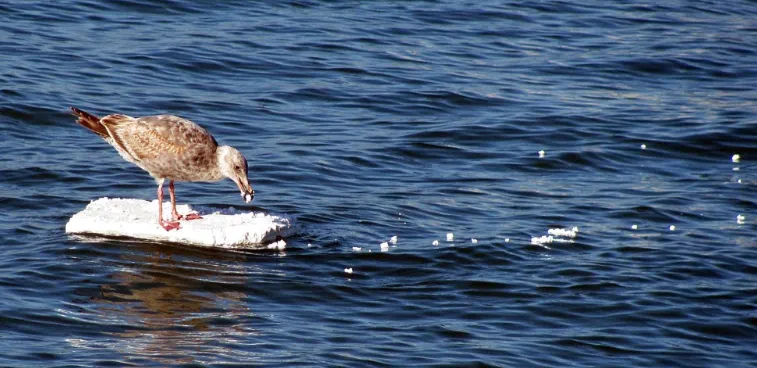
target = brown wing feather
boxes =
[99,114,141,162]
[70,107,108,138]
[123,115,217,161]
[103,115,220,180]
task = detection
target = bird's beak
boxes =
[236,178,254,203]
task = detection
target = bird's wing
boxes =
[103,114,218,163]
[99,114,143,161]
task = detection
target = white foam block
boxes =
[65,198,296,249]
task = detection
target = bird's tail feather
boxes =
[70,106,109,139]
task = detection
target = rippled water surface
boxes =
[2,1,757,367]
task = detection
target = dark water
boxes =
[2,1,757,366]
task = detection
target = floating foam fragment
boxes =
[548,227,578,238]
[669,225,676,231]
[389,235,398,244]
[380,242,389,252]
[432,240,439,246]
[471,238,478,243]
[641,144,647,150]
[446,233,454,241]
[344,268,353,274]
[631,224,638,230]
[732,154,741,163]
[505,238,510,242]
[66,198,296,249]
[737,214,746,224]
[530,235,552,249]
[352,247,362,252]
[538,150,545,158]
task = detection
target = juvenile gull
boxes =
[70,107,254,231]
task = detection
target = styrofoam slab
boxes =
[65,197,296,249]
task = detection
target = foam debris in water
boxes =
[641,144,647,150]
[344,268,353,274]
[732,154,741,163]
[471,238,478,243]
[737,214,746,224]
[505,238,510,242]
[632,224,638,230]
[538,150,546,158]
[66,198,296,248]
[669,225,676,231]
[380,242,389,252]
[548,227,578,238]
[530,235,552,249]
[352,247,362,252]
[446,232,454,241]
[389,235,398,244]
[432,240,439,246]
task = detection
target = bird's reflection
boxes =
[91,241,267,365]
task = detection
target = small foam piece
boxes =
[432,240,439,246]
[389,235,398,244]
[352,247,362,252]
[471,238,478,243]
[538,150,545,158]
[631,224,638,230]
[530,235,552,249]
[669,225,676,231]
[66,198,296,248]
[344,268,353,274]
[732,154,741,163]
[446,232,454,241]
[737,214,746,224]
[641,144,647,150]
[380,242,389,252]
[548,227,578,238]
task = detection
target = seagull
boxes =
[70,107,254,231]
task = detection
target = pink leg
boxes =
[168,180,202,221]
[158,179,180,231]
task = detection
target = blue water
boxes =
[2,1,757,366]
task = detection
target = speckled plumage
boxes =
[70,107,254,231]
[98,113,223,182]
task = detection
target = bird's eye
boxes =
[234,165,240,171]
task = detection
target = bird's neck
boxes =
[215,146,232,180]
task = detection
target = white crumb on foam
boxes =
[267,239,286,250]
[65,197,296,249]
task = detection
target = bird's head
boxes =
[218,146,254,203]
